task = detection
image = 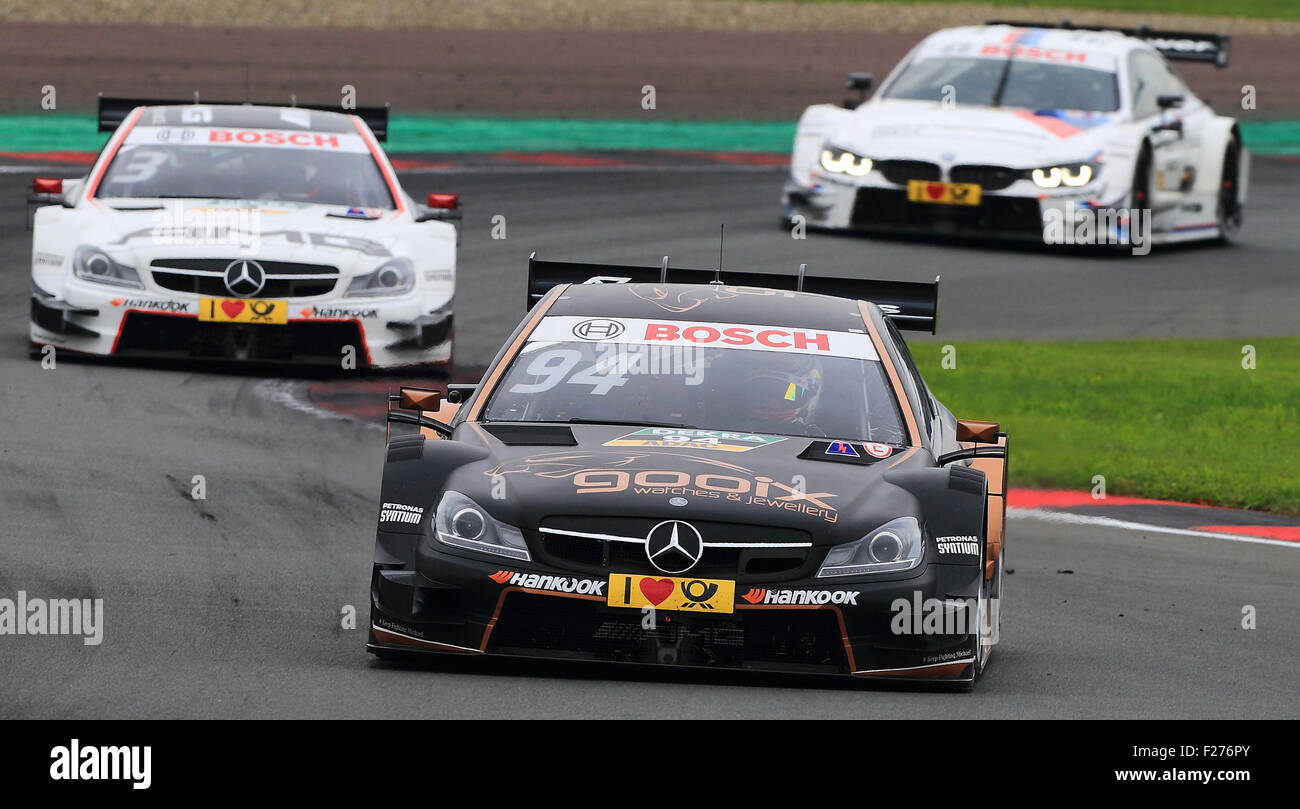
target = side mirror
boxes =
[955,419,1000,443]
[846,72,874,92]
[843,72,874,110]
[417,192,462,222]
[27,177,68,230]
[386,386,453,438]
[398,386,441,411]
[32,177,63,195]
[1156,94,1184,109]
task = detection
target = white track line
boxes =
[1010,507,1299,549]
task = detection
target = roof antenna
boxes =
[796,263,807,292]
[290,93,298,108]
[712,224,725,286]
[660,255,669,284]
[193,90,200,104]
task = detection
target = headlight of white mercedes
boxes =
[817,516,923,578]
[1030,162,1097,188]
[433,491,531,562]
[345,257,414,297]
[72,244,143,289]
[819,146,874,177]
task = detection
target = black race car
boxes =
[367,255,1008,687]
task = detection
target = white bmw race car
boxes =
[782,21,1248,248]
[29,98,460,369]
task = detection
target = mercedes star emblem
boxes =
[224,259,266,297]
[645,520,704,574]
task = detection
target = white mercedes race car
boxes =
[782,21,1248,249]
[29,98,460,369]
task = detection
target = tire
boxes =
[1216,135,1244,244]
[1131,141,1153,210]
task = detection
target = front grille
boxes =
[949,164,1023,191]
[149,259,338,298]
[116,311,366,364]
[488,592,849,673]
[876,159,941,185]
[535,517,818,583]
[851,187,1042,235]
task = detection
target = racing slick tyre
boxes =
[953,505,993,692]
[1130,141,1153,211]
[1216,134,1244,245]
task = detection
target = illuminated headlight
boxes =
[345,257,414,297]
[819,146,873,177]
[817,516,923,578]
[72,245,143,288]
[1030,162,1097,189]
[433,491,530,562]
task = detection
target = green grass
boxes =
[914,337,1300,514]
[760,0,1300,22]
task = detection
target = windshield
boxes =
[484,329,908,445]
[96,127,395,208]
[884,57,1120,112]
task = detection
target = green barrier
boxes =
[0,114,1296,156]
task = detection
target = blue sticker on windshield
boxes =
[826,441,860,458]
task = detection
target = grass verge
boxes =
[915,337,1300,514]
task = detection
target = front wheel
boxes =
[1216,136,1244,244]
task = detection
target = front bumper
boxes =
[783,176,1115,243]
[369,532,984,682]
[29,282,452,369]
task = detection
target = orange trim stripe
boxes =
[465,287,565,421]
[857,301,921,447]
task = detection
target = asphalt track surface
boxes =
[2,160,1298,719]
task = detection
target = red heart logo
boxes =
[639,577,675,606]
[221,300,245,318]
[926,183,946,200]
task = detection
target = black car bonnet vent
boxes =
[482,423,578,446]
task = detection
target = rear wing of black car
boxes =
[986,20,1230,67]
[526,254,940,333]
[96,95,391,140]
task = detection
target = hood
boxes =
[89,197,419,278]
[442,424,927,546]
[833,99,1113,167]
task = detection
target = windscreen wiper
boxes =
[991,29,1031,107]
[563,418,695,430]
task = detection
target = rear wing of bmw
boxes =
[526,254,940,333]
[97,95,391,140]
[987,20,1230,67]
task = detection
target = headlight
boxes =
[72,245,143,289]
[432,491,531,562]
[1030,162,1097,189]
[819,146,873,177]
[345,257,414,298]
[817,516,923,578]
